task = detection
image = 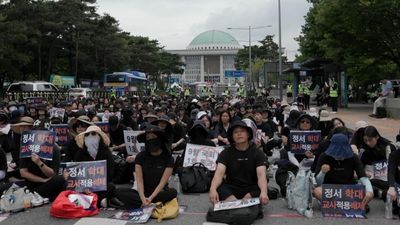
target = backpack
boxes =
[178,163,211,193]
[0,185,30,213]
[206,204,263,225]
[286,167,315,217]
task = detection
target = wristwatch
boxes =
[40,163,45,168]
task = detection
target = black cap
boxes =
[227,120,253,144]
[108,115,119,128]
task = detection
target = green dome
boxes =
[187,30,240,50]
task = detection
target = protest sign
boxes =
[94,122,109,134]
[59,160,107,192]
[112,205,155,223]
[20,130,55,160]
[123,130,145,156]
[183,144,224,171]
[49,107,65,119]
[50,124,69,146]
[372,160,388,181]
[26,97,43,107]
[214,198,260,211]
[289,130,321,154]
[322,184,366,219]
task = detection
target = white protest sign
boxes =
[214,198,260,211]
[124,130,145,156]
[49,107,65,119]
[183,144,224,171]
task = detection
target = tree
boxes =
[296,0,400,86]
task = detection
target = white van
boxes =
[6,81,59,92]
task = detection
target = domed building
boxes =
[168,30,243,84]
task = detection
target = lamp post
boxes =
[227,25,272,96]
[278,0,283,100]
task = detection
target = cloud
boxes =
[96,0,311,60]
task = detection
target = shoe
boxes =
[109,197,125,209]
[34,192,49,204]
[28,192,44,207]
[100,198,108,208]
[368,114,376,118]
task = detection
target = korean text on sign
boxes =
[123,130,145,156]
[19,130,55,160]
[322,184,366,219]
[50,124,69,146]
[183,144,224,171]
[289,130,321,154]
[59,160,107,192]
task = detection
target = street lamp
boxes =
[227,25,272,96]
[278,0,283,100]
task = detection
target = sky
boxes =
[96,0,312,61]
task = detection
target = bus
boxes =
[104,71,147,96]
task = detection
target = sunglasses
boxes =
[84,131,97,137]
[300,120,311,124]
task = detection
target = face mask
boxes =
[145,138,162,153]
[9,106,17,113]
[84,134,100,159]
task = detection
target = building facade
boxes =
[167,30,242,84]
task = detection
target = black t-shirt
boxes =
[217,144,266,188]
[135,151,174,196]
[19,145,61,179]
[388,149,400,187]
[316,152,366,185]
[0,147,7,171]
[256,122,273,139]
[110,124,129,146]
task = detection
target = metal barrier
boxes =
[3,90,145,101]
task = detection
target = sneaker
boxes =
[29,192,44,207]
[34,192,49,204]
[100,198,108,208]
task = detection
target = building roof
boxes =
[187,30,241,50]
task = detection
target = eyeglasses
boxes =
[300,120,311,124]
[85,131,97,137]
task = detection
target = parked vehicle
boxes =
[68,88,92,98]
[6,81,59,92]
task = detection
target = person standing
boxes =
[329,78,339,113]
[370,79,393,118]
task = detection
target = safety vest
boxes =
[287,84,293,93]
[184,89,190,97]
[330,82,338,97]
[238,87,245,97]
[298,84,305,95]
[303,85,311,95]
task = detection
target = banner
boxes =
[214,198,260,211]
[183,144,224,171]
[112,206,155,223]
[59,160,107,192]
[289,130,321,154]
[49,107,65,119]
[94,122,109,134]
[322,184,366,219]
[50,124,69,146]
[373,160,388,181]
[20,130,55,160]
[123,130,145,156]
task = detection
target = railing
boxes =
[3,91,146,101]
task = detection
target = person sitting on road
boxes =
[209,120,269,206]
[314,133,374,212]
[114,125,177,209]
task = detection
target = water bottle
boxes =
[23,190,31,209]
[174,174,181,194]
[385,194,393,219]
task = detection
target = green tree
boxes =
[296,0,400,86]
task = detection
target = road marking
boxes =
[74,218,126,225]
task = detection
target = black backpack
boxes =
[178,163,212,193]
[206,204,263,225]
